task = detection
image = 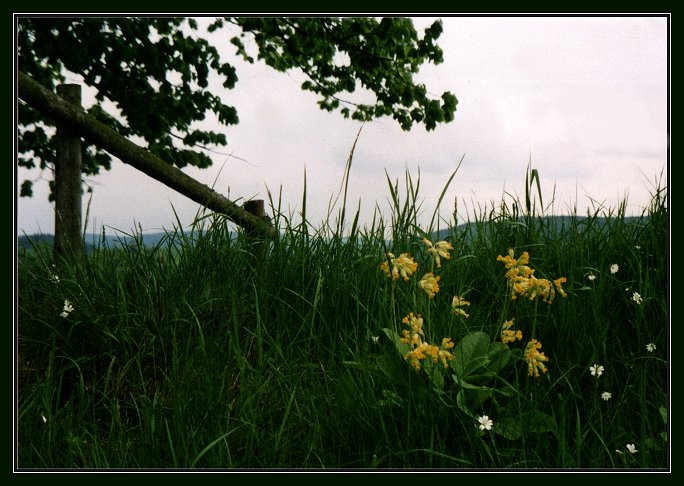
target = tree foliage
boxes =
[17,16,458,198]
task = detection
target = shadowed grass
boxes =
[16,163,668,469]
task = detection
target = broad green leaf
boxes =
[494,411,556,440]
[450,332,510,387]
[382,327,409,355]
[452,374,494,391]
[376,353,404,385]
[429,366,445,390]
[378,389,404,409]
[456,389,474,418]
[494,417,523,440]
[451,331,489,377]
[485,342,511,373]
[455,387,494,416]
[659,406,668,425]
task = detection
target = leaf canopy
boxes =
[17,16,458,198]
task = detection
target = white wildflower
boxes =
[478,415,493,431]
[589,364,604,377]
[60,299,74,318]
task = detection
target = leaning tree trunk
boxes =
[18,71,276,239]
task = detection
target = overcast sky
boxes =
[16,15,669,237]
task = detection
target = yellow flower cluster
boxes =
[451,295,470,318]
[380,238,455,300]
[497,249,567,304]
[380,252,418,282]
[418,272,441,299]
[400,313,455,371]
[422,238,454,268]
[500,318,522,344]
[523,338,549,378]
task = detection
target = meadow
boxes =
[16,166,669,470]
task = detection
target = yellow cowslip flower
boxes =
[404,342,432,371]
[380,252,418,282]
[451,295,470,318]
[401,329,423,348]
[524,339,549,378]
[407,357,422,371]
[432,338,454,368]
[418,273,441,298]
[498,249,568,304]
[405,351,423,371]
[427,344,440,362]
[423,237,454,268]
[554,277,568,298]
[501,319,523,344]
[524,276,551,302]
[496,249,515,268]
[526,276,567,304]
[497,249,530,270]
[401,313,426,352]
[452,295,470,307]
[400,314,455,371]
[498,250,534,287]
[437,337,455,368]
[402,313,424,337]
[438,348,454,368]
[506,265,534,281]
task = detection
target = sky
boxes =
[15,15,669,237]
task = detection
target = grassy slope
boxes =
[16,173,668,469]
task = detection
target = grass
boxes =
[15,164,668,470]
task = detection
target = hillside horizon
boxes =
[18,214,648,252]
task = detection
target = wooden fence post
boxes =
[243,199,270,240]
[19,72,277,239]
[54,84,84,258]
[243,199,266,220]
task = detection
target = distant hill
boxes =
[17,231,182,253]
[18,214,648,253]
[433,214,647,242]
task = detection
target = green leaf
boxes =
[422,359,444,390]
[494,410,556,440]
[452,373,493,391]
[376,353,404,385]
[382,327,409,355]
[455,388,494,417]
[451,331,490,376]
[485,342,511,374]
[494,417,523,440]
[19,180,33,198]
[456,389,474,418]
[659,406,668,425]
[378,389,404,409]
[431,370,445,390]
[451,332,510,386]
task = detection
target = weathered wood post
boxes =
[243,199,271,242]
[54,84,84,258]
[243,199,266,220]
